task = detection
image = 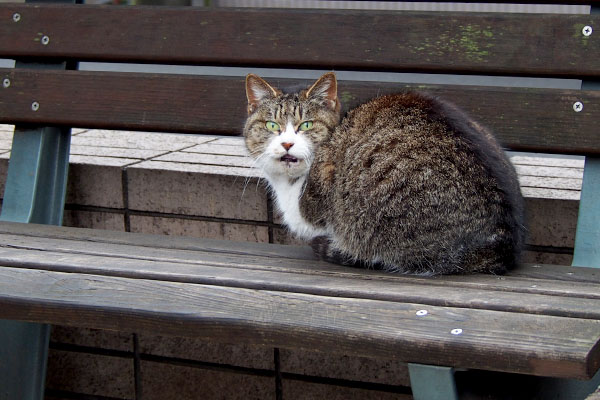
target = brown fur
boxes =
[244,73,525,275]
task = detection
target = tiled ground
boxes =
[0,124,587,399]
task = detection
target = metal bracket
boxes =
[1,126,71,225]
[572,155,600,268]
[408,363,459,400]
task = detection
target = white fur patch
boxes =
[267,175,327,239]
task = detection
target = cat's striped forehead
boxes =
[272,94,304,121]
[266,91,324,122]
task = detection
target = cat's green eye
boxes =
[265,121,280,132]
[299,121,313,131]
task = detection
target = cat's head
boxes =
[243,72,341,180]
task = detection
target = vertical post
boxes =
[572,4,599,269]
[0,1,75,396]
[572,77,600,268]
[1,126,71,225]
[408,364,459,400]
[572,156,600,268]
[0,123,71,400]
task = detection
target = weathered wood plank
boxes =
[0,221,317,261]
[1,223,600,317]
[3,231,600,301]
[2,221,598,284]
[0,267,598,379]
[1,243,600,321]
[0,69,599,155]
[0,4,598,77]
[510,264,600,284]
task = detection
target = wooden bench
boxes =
[0,1,599,399]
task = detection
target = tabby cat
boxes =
[244,72,524,275]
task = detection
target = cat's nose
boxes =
[281,142,294,151]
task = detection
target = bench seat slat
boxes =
[1,69,599,155]
[1,221,598,285]
[0,266,598,380]
[1,222,600,317]
[2,242,600,322]
[0,4,598,78]
[2,231,600,302]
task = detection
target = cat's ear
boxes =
[246,74,280,114]
[305,72,339,112]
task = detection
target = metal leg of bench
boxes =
[1,126,71,225]
[534,368,600,400]
[0,126,71,400]
[0,322,52,400]
[573,29,600,268]
[408,363,459,400]
[572,155,600,268]
[572,70,600,269]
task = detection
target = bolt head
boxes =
[416,310,428,316]
[31,102,40,111]
[2,78,10,88]
[573,101,584,112]
[582,25,593,37]
[41,35,50,45]
[12,13,21,22]
[451,328,463,335]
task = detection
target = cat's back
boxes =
[311,91,524,274]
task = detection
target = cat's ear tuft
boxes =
[305,72,339,112]
[246,74,280,114]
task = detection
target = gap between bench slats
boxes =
[0,4,598,77]
[0,69,598,155]
[0,266,598,380]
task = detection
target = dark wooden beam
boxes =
[1,69,598,155]
[0,4,598,78]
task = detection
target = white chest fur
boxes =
[267,175,327,240]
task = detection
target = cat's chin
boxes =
[265,157,309,179]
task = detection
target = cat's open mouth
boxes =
[280,154,299,163]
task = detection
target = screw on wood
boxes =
[2,78,10,88]
[12,13,21,23]
[41,35,50,45]
[416,310,428,316]
[582,26,593,37]
[573,102,584,112]
[450,328,463,335]
[31,102,40,111]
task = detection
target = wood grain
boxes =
[0,223,598,379]
[0,267,598,379]
[1,69,599,155]
[1,232,599,299]
[0,4,598,77]
[2,242,600,322]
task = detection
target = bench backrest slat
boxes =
[1,68,598,155]
[1,5,599,78]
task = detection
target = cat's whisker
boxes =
[240,152,271,204]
